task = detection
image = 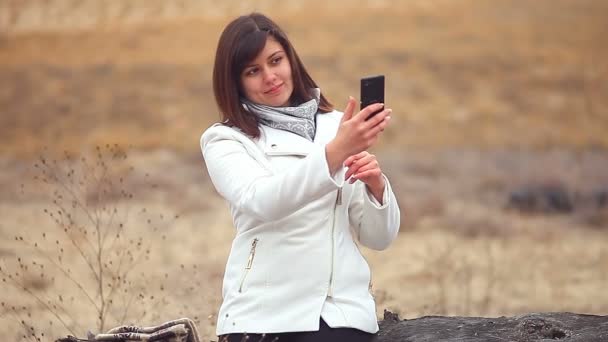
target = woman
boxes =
[201,13,400,342]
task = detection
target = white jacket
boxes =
[200,110,400,335]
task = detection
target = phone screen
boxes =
[360,75,385,120]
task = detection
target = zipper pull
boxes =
[336,188,342,205]
[246,238,258,269]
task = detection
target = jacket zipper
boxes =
[239,238,259,293]
[360,244,374,294]
[328,188,342,297]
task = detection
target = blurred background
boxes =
[1,0,607,340]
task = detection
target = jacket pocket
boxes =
[238,238,259,293]
[264,152,307,174]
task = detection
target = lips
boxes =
[265,83,283,94]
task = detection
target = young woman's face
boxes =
[240,37,293,107]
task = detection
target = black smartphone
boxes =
[360,75,385,120]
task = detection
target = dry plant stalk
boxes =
[0,144,179,341]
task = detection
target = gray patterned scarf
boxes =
[242,88,321,141]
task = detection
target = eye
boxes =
[271,56,283,65]
[244,67,259,77]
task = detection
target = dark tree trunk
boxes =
[55,310,608,342]
[377,310,608,342]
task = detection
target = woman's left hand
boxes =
[344,151,385,203]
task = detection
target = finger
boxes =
[355,103,385,121]
[350,169,383,184]
[345,154,375,179]
[355,159,379,174]
[344,151,368,167]
[363,115,391,140]
[345,165,359,181]
[363,108,392,130]
[341,96,356,122]
[345,158,367,180]
[349,160,379,183]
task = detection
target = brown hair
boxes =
[212,12,333,138]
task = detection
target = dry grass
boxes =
[2,147,608,341]
[367,226,608,319]
[0,147,205,340]
[1,1,608,341]
[1,0,607,158]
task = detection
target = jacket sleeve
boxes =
[348,174,400,250]
[201,126,346,222]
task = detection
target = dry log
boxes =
[55,310,608,341]
[377,310,608,342]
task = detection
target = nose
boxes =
[261,67,277,84]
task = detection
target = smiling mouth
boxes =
[265,83,283,94]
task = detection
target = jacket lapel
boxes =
[259,110,341,156]
[260,125,313,156]
[313,110,340,146]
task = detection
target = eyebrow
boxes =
[244,50,284,69]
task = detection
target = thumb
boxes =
[341,96,356,123]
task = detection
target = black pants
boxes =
[219,317,376,342]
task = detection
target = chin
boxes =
[275,98,291,107]
[265,95,290,107]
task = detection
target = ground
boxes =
[0,1,607,341]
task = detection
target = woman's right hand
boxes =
[325,97,392,175]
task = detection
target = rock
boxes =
[507,185,573,213]
[377,310,608,342]
[507,185,608,216]
[594,189,608,209]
